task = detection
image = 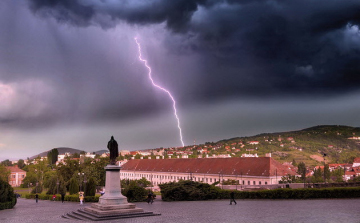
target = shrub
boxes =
[0,179,17,210]
[122,182,148,202]
[31,184,43,194]
[159,180,221,201]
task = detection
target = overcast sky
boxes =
[1,0,360,160]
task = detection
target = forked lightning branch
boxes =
[134,37,185,147]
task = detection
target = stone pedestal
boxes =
[62,157,160,220]
[84,165,145,216]
[98,165,128,205]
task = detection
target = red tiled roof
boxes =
[121,157,295,176]
[345,171,355,175]
[329,164,347,168]
[5,165,26,173]
[354,157,360,163]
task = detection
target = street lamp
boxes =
[28,182,32,193]
[323,153,327,184]
[56,179,59,194]
[83,175,87,196]
[240,171,243,190]
[78,173,84,192]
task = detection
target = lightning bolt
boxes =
[134,37,185,147]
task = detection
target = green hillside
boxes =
[215,125,360,167]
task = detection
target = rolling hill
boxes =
[29,147,84,159]
[215,125,360,166]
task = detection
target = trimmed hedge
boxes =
[223,187,360,199]
[25,193,100,202]
[160,180,360,201]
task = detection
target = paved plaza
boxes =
[1,197,360,223]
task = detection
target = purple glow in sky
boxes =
[0,0,360,160]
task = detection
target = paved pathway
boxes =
[1,198,360,223]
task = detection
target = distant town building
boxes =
[6,165,26,187]
[353,157,360,167]
[119,150,130,156]
[241,153,259,157]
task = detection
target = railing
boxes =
[308,182,360,188]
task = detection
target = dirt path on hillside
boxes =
[310,155,324,162]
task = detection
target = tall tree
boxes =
[56,158,80,184]
[324,164,331,182]
[292,159,297,167]
[17,159,25,169]
[85,177,96,196]
[297,162,306,180]
[0,165,10,182]
[68,177,79,195]
[47,149,59,165]
[1,159,12,166]
[22,172,37,188]
[312,167,324,183]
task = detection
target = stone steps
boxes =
[62,208,160,221]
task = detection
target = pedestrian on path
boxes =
[61,193,65,203]
[79,192,84,205]
[35,194,38,203]
[147,191,154,204]
[52,194,56,201]
[230,191,237,205]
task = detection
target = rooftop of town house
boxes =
[328,163,348,168]
[121,157,296,176]
[353,157,360,163]
[5,165,26,173]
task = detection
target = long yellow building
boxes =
[120,157,296,187]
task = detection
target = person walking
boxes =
[35,193,39,203]
[61,193,65,203]
[230,191,237,205]
[52,194,56,201]
[79,192,84,205]
[147,192,154,204]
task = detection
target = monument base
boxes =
[62,164,160,221]
[84,202,144,215]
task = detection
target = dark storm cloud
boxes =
[29,0,207,31]
[27,0,360,100]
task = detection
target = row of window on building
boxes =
[121,172,268,186]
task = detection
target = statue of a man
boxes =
[107,136,118,165]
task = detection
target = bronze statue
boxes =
[107,136,118,165]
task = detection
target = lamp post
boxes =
[240,171,243,190]
[28,182,32,194]
[150,173,153,191]
[83,175,87,196]
[56,179,59,194]
[323,153,327,184]
[235,173,238,190]
[78,172,84,192]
